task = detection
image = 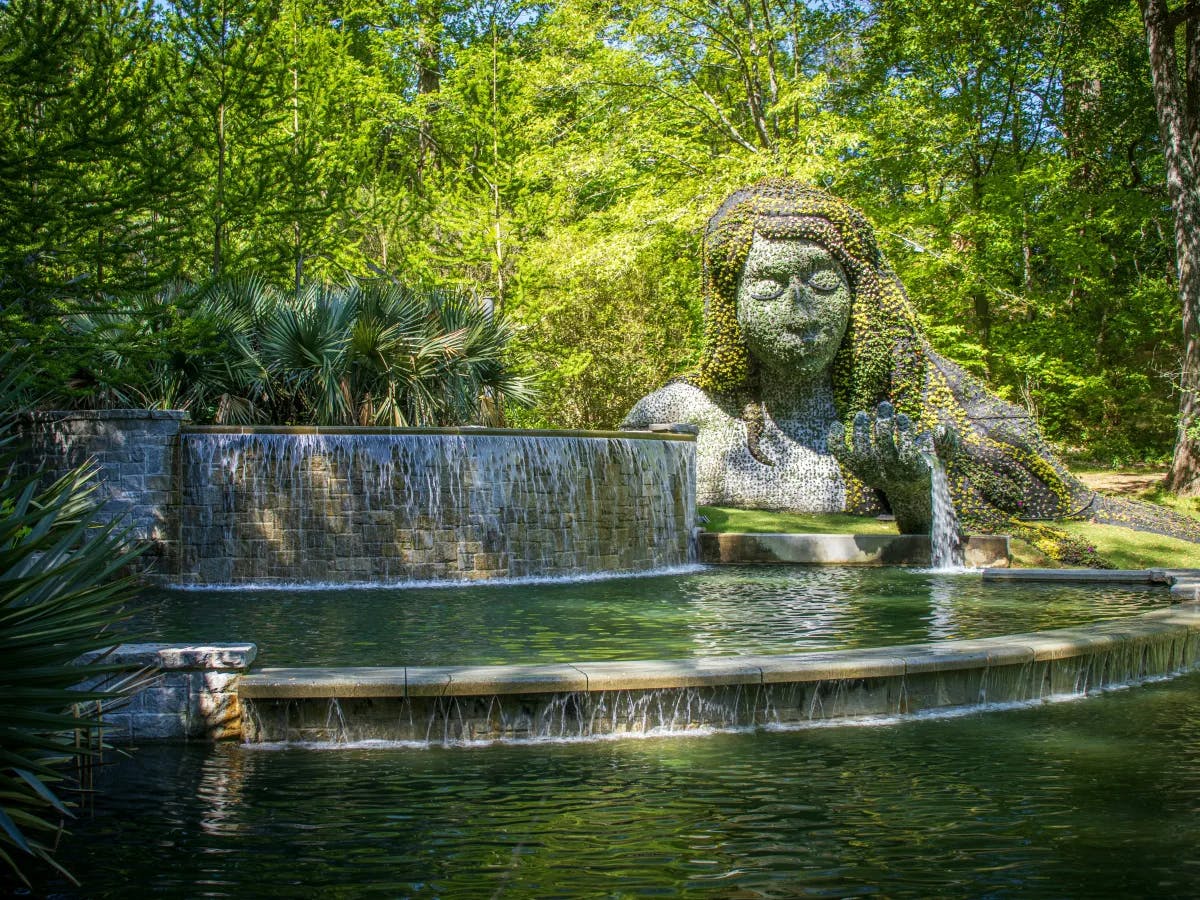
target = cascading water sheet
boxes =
[925,452,965,570]
[177,430,696,586]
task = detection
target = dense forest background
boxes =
[0,0,1184,461]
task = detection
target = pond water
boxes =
[41,670,1200,897]
[140,566,1167,666]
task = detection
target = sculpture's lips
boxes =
[784,325,819,341]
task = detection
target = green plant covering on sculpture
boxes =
[682,179,1199,555]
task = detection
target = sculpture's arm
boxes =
[828,401,958,534]
[620,394,658,430]
[619,383,709,431]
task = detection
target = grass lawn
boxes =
[699,504,1200,570]
[1055,520,1200,569]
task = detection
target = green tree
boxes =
[169,0,282,278]
[0,0,177,307]
[1136,0,1200,491]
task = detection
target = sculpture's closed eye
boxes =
[807,268,842,294]
[747,278,787,301]
[746,268,843,301]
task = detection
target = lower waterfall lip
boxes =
[165,563,709,592]
[235,594,1200,747]
[238,679,1182,751]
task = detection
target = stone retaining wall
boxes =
[21,410,188,566]
[698,532,1011,567]
[178,428,696,585]
[89,643,257,742]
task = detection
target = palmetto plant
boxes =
[0,365,143,888]
[64,280,242,413]
[64,278,538,427]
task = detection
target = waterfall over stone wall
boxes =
[178,428,696,585]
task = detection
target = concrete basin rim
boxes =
[237,597,1200,700]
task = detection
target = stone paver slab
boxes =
[752,650,905,684]
[891,639,1034,674]
[240,666,408,699]
[982,568,1159,584]
[431,664,588,697]
[571,657,763,691]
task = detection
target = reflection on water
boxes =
[135,566,1167,667]
[46,670,1200,897]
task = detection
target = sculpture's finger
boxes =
[874,407,900,467]
[892,413,925,468]
[934,423,960,461]
[827,420,846,456]
[851,410,872,458]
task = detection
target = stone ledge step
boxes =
[182,425,695,441]
[983,568,1200,585]
[699,532,1010,567]
[238,603,1200,701]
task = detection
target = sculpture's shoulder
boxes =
[620,381,729,430]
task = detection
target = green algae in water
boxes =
[137,566,1169,667]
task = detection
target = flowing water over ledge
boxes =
[177,429,696,585]
[237,603,1200,745]
[43,669,1200,898]
[927,452,965,569]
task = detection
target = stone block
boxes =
[127,712,190,740]
[197,671,242,692]
[132,682,191,714]
[753,649,906,684]
[196,689,241,725]
[91,642,258,670]
[572,658,761,691]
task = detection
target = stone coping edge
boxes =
[238,602,1200,700]
[698,532,1011,568]
[80,642,258,670]
[982,567,1200,585]
[181,425,695,441]
[22,409,192,422]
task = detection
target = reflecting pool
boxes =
[44,669,1200,897]
[139,566,1168,666]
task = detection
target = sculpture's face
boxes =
[736,233,852,377]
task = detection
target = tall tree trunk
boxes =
[291,11,302,292]
[1139,0,1200,494]
[415,0,441,185]
[214,99,225,277]
[489,18,504,311]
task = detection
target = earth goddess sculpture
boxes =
[621,179,1195,553]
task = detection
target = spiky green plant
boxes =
[0,366,144,888]
[62,277,538,427]
[63,281,236,413]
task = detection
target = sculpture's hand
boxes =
[828,401,957,534]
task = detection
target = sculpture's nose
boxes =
[788,276,808,306]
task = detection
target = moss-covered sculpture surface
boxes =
[621,179,1199,556]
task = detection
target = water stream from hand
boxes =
[924,451,965,570]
